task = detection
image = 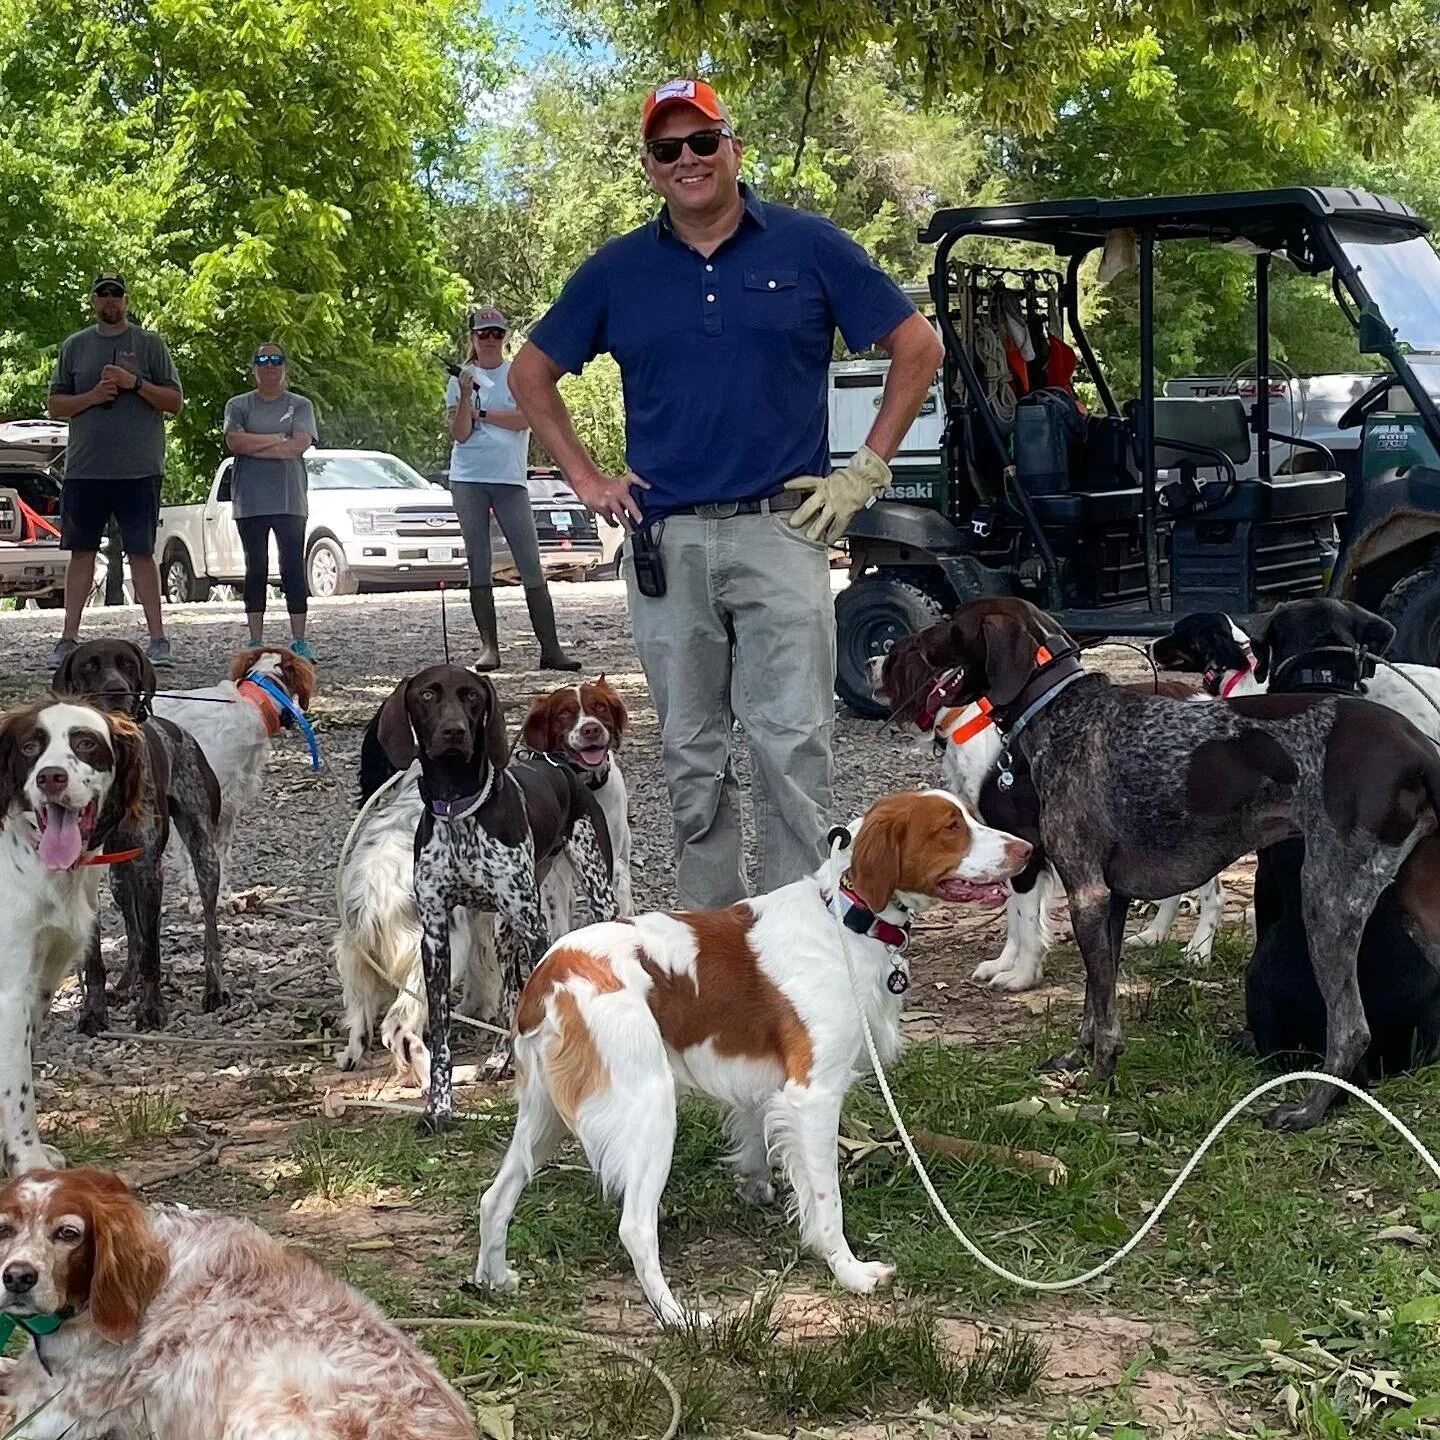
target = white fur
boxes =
[475,791,1030,1327]
[0,703,118,1175]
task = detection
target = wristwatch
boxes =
[128,372,142,391]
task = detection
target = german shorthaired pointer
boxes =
[53,640,225,1031]
[899,596,1440,1128]
[1158,598,1440,1077]
[369,665,617,1127]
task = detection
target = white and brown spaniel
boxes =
[520,676,633,919]
[0,1167,476,1439]
[475,789,1031,1327]
[1,701,143,1177]
[150,646,316,895]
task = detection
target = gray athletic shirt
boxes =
[222,390,317,519]
[49,323,182,480]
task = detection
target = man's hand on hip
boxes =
[783,445,892,545]
[573,469,650,527]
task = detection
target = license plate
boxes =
[550,510,573,529]
[426,546,454,562]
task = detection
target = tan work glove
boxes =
[783,445,892,546]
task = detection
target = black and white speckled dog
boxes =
[369,665,617,1126]
[52,640,225,1032]
[897,596,1440,1130]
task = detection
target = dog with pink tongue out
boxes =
[0,700,144,1174]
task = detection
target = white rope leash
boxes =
[334,767,508,1039]
[828,841,1440,1291]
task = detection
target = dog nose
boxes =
[36,767,68,797]
[3,1262,38,1294]
[1006,838,1033,869]
[575,720,605,744]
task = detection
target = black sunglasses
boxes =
[471,328,505,340]
[252,353,286,366]
[93,286,125,299]
[644,127,730,165]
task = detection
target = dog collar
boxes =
[242,672,320,770]
[427,766,496,821]
[912,667,964,733]
[1203,643,1257,698]
[78,846,143,867]
[1269,645,1372,696]
[934,697,994,750]
[0,1310,69,1348]
[574,754,611,790]
[823,879,911,950]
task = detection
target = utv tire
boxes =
[1381,562,1440,665]
[834,572,948,718]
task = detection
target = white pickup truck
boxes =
[156,448,607,602]
[155,448,478,602]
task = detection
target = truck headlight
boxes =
[349,509,400,535]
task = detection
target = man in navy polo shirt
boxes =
[510,77,943,908]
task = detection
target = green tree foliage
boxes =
[0,0,498,495]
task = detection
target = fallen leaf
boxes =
[320,1090,346,1119]
[1375,1225,1431,1248]
[474,1402,515,1440]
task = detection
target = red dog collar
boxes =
[78,847,143,867]
[237,679,283,737]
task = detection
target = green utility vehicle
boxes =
[834,188,1440,715]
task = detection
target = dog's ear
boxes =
[228,647,265,684]
[99,712,147,831]
[520,691,560,753]
[51,647,83,697]
[1343,601,1395,657]
[479,677,511,773]
[121,641,157,719]
[70,1169,169,1341]
[592,676,628,748]
[847,798,904,913]
[0,704,34,819]
[373,677,418,771]
[279,651,317,710]
[981,614,1042,707]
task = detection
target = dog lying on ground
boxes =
[150,646,316,896]
[52,640,225,1031]
[0,1167,475,1438]
[871,644,1225,990]
[475,790,1031,1326]
[1157,598,1440,1076]
[895,596,1440,1129]
[361,666,617,1126]
[0,702,143,1175]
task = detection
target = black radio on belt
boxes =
[630,521,666,598]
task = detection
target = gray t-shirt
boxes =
[50,323,182,481]
[222,390,318,519]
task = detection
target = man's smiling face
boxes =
[642,102,742,222]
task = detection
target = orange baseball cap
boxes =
[641,78,729,137]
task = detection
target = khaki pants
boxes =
[623,505,836,909]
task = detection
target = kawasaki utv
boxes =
[834,187,1440,716]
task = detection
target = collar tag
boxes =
[886,964,910,995]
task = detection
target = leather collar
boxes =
[823,878,910,950]
[990,641,1084,731]
[1269,646,1372,696]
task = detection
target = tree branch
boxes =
[793,33,826,172]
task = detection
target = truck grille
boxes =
[393,504,464,542]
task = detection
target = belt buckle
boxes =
[697,501,739,519]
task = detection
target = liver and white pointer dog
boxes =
[897,596,1440,1128]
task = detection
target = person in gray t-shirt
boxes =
[47,273,184,668]
[222,343,317,658]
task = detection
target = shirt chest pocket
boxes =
[741,269,801,331]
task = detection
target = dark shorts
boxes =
[60,477,162,556]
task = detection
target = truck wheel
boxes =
[834,572,948,718]
[1380,562,1440,664]
[162,545,211,604]
[307,537,357,597]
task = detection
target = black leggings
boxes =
[236,513,308,615]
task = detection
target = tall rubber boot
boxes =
[525,584,580,671]
[469,585,500,672]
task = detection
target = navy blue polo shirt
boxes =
[529,184,915,519]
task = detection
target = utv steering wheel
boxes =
[1337,375,1396,431]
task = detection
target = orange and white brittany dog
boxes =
[0,1168,475,1439]
[519,675,633,920]
[475,789,1031,1326]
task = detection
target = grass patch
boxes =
[105,1089,182,1142]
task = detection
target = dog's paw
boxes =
[736,1175,777,1207]
[132,992,167,1033]
[656,1304,713,1331]
[835,1259,896,1295]
[970,956,1013,983]
[335,1044,362,1072]
[987,963,1044,993]
[1123,930,1162,950]
[474,1261,521,1295]
[75,999,108,1038]
[1264,1099,1324,1132]
[481,1046,515,1082]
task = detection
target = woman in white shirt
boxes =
[446,306,578,671]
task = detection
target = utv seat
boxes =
[1151,395,1346,520]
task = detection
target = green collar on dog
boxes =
[0,1310,68,1349]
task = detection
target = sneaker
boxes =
[289,637,316,661]
[146,636,174,668]
[49,636,78,668]
[247,635,264,648]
